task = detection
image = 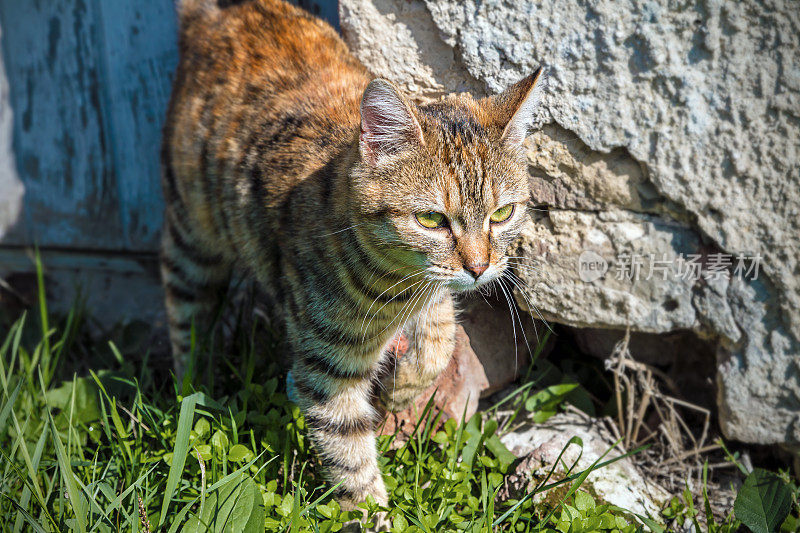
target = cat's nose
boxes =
[464,263,489,279]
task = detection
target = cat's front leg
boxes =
[289,359,388,512]
[380,293,456,412]
[160,212,232,376]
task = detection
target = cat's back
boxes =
[175,0,365,84]
[163,0,369,251]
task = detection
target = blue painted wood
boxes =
[293,0,339,30]
[93,0,179,250]
[0,0,338,253]
[0,0,123,250]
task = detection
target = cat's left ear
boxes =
[360,79,424,166]
[491,67,546,148]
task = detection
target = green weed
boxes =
[0,259,797,532]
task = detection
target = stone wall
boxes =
[340,0,800,447]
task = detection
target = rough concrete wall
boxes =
[340,0,800,446]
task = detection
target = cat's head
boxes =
[351,69,545,293]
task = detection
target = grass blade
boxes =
[39,372,87,533]
[158,391,200,528]
[13,423,51,533]
[0,379,22,435]
[0,313,25,393]
[0,493,49,533]
[34,250,52,384]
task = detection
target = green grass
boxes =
[1,259,797,532]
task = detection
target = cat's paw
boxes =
[379,390,416,413]
[368,512,392,532]
[340,512,390,533]
[340,521,361,533]
[378,333,422,412]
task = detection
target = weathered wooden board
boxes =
[0,0,338,254]
[92,0,180,250]
[295,0,339,29]
[0,0,125,250]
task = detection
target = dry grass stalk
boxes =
[606,329,720,479]
[606,328,737,523]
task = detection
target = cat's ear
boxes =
[491,67,546,148]
[360,79,424,165]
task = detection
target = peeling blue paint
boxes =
[0,0,339,253]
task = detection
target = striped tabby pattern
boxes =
[162,0,545,514]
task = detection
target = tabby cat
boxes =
[161,0,544,514]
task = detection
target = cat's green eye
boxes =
[490,204,514,223]
[415,211,446,229]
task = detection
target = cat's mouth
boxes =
[423,261,507,294]
[446,264,502,293]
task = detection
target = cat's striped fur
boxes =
[162,0,544,514]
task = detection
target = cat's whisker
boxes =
[524,205,551,213]
[381,277,431,337]
[495,277,521,377]
[504,256,542,264]
[353,247,418,314]
[360,273,427,341]
[504,256,542,263]
[502,272,544,345]
[504,259,539,266]
[315,220,374,238]
[505,269,539,280]
[507,266,544,274]
[504,259,541,268]
[504,261,540,275]
[389,279,443,408]
[407,283,432,366]
[421,281,446,373]
[502,277,533,355]
[503,271,555,337]
[398,280,436,332]
[360,269,426,323]
[408,280,440,327]
[362,264,422,304]
[420,281,444,328]
[377,281,431,344]
[414,282,437,349]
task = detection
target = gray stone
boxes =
[340,0,800,446]
[511,207,702,334]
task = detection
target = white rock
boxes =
[501,411,669,519]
